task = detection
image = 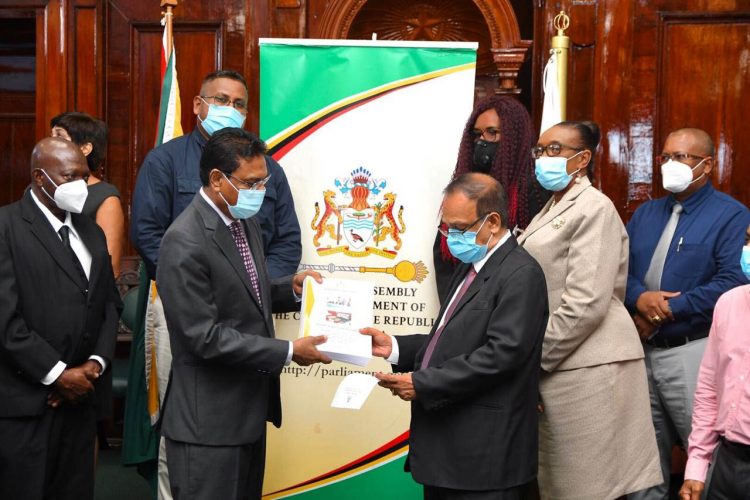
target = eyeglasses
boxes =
[228,173,271,191]
[531,142,584,159]
[657,152,709,165]
[437,214,487,237]
[200,95,247,112]
[471,127,501,142]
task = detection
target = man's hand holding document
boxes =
[299,277,374,366]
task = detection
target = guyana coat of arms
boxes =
[310,167,406,259]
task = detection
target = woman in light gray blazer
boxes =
[518,121,662,499]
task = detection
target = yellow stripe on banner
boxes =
[266,62,476,149]
[302,279,314,338]
[263,447,409,499]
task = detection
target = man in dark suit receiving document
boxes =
[362,173,549,499]
[155,128,330,500]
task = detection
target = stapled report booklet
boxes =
[299,277,374,366]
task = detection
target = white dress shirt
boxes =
[200,189,294,365]
[387,229,511,364]
[29,190,107,384]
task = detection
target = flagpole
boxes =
[161,0,178,57]
[550,11,570,121]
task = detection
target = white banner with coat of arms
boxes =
[259,39,477,499]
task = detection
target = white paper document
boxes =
[299,277,374,366]
[331,373,379,410]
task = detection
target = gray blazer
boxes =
[518,177,644,372]
[156,194,298,446]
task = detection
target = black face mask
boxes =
[472,139,498,173]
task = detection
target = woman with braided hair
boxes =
[433,95,549,302]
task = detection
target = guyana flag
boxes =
[155,24,183,147]
[122,15,183,492]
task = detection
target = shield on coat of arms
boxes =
[341,207,375,250]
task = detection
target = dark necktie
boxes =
[229,221,262,307]
[420,267,478,369]
[58,226,88,283]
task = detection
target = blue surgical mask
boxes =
[741,246,750,280]
[446,216,494,264]
[198,101,246,135]
[534,150,585,192]
[219,172,265,219]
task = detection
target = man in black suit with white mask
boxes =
[0,137,120,500]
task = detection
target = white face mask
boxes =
[661,159,706,193]
[41,169,88,213]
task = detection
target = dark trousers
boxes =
[0,400,96,500]
[424,482,530,500]
[707,438,750,500]
[166,433,266,500]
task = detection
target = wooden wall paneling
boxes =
[70,0,104,116]
[36,0,68,139]
[529,2,546,132]
[307,0,331,39]
[247,0,272,134]
[0,115,36,205]
[104,0,134,217]
[654,12,750,204]
[625,0,665,216]
[590,0,633,216]
[270,0,305,39]
[0,6,42,206]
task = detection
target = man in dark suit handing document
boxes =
[362,173,549,500]
[155,128,330,500]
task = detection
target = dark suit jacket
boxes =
[0,190,119,417]
[156,194,299,447]
[395,236,548,491]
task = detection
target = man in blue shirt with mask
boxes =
[130,70,301,500]
[132,70,301,280]
[626,127,750,499]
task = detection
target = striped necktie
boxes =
[229,221,262,306]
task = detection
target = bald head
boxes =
[30,137,87,175]
[444,173,509,228]
[667,128,714,157]
[30,137,90,218]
